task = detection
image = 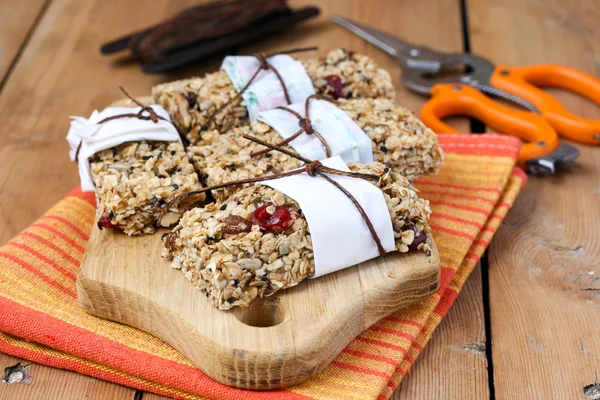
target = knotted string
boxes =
[74,87,174,162]
[98,86,168,124]
[160,133,387,255]
[201,47,318,131]
[250,93,333,157]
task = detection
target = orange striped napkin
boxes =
[0,134,525,399]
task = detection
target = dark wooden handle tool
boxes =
[142,7,320,73]
[100,0,319,74]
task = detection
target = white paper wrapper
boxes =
[260,156,395,278]
[66,106,182,192]
[257,99,374,164]
[221,54,315,121]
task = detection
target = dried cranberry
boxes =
[323,75,348,99]
[223,215,252,234]
[402,223,427,251]
[251,204,294,233]
[97,215,114,230]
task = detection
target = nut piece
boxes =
[160,212,182,227]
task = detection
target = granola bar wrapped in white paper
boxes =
[67,105,182,191]
[221,54,315,121]
[152,49,395,143]
[67,105,203,236]
[187,97,443,202]
[163,160,432,310]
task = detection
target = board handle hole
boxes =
[233,296,287,327]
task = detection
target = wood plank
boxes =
[469,0,600,398]
[0,0,48,83]
[395,265,490,399]
[363,0,489,397]
[143,391,170,399]
[0,353,136,399]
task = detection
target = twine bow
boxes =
[74,87,176,162]
[201,47,318,131]
[250,94,333,158]
[161,134,387,256]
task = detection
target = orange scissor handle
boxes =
[420,83,559,164]
[491,64,600,145]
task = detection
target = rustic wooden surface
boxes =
[0,0,49,81]
[0,353,135,399]
[394,265,490,399]
[469,0,600,399]
[0,0,598,398]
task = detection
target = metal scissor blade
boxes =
[526,143,580,175]
[332,15,413,61]
[332,14,453,73]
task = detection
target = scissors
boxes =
[333,15,600,174]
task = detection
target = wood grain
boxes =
[469,0,600,398]
[0,353,136,399]
[77,216,439,389]
[394,265,490,399]
[0,0,49,82]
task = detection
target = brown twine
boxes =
[250,93,333,157]
[74,87,173,163]
[160,133,387,256]
[201,47,318,131]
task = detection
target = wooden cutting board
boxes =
[77,217,440,390]
[76,95,440,390]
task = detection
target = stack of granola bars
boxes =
[77,48,444,309]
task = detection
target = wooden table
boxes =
[0,0,598,398]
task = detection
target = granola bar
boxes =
[337,97,444,180]
[187,97,443,202]
[152,49,395,144]
[163,162,432,310]
[90,141,204,236]
[302,48,396,100]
